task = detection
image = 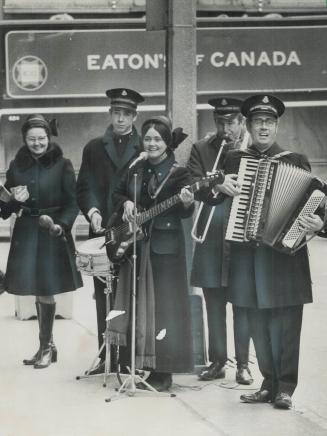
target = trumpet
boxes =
[191,139,227,244]
[191,130,250,244]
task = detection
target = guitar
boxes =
[105,171,224,262]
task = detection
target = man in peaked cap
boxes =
[221,94,324,409]
[77,88,144,375]
[187,96,253,385]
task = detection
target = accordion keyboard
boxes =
[225,157,259,242]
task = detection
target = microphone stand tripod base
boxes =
[105,373,176,402]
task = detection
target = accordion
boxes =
[225,156,327,253]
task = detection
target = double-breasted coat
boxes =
[223,143,313,309]
[76,125,142,233]
[4,143,82,296]
[113,154,194,373]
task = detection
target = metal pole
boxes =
[130,172,137,392]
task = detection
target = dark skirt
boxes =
[151,252,194,373]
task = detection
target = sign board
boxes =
[5,26,326,99]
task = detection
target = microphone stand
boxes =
[106,172,174,402]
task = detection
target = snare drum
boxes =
[75,237,111,276]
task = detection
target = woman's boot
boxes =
[34,302,57,369]
[23,302,41,365]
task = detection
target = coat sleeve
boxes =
[57,159,79,230]
[112,170,130,208]
[76,144,101,221]
[1,161,24,219]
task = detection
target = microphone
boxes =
[128,152,148,169]
[39,215,63,237]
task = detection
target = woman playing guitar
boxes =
[108,115,195,391]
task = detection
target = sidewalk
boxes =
[0,238,327,436]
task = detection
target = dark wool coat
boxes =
[187,134,238,288]
[4,143,82,296]
[113,154,194,373]
[223,143,313,309]
[76,125,142,236]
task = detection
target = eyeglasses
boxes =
[26,136,48,143]
[251,118,276,128]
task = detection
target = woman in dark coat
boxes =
[3,114,82,369]
[110,116,194,391]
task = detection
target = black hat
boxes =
[142,115,188,150]
[106,88,144,111]
[143,115,172,131]
[241,94,285,118]
[21,114,58,138]
[208,97,243,118]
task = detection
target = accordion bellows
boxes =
[226,157,327,254]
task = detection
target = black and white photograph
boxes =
[0,1,327,435]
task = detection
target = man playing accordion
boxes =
[221,94,325,409]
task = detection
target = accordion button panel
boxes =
[282,189,326,249]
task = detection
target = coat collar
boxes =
[146,153,176,184]
[14,143,63,171]
[102,125,141,169]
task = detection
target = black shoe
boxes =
[23,349,40,366]
[85,360,105,375]
[240,390,272,403]
[138,372,172,392]
[198,361,225,381]
[274,392,292,409]
[156,373,172,391]
[236,365,254,385]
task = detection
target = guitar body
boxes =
[105,171,224,263]
[105,215,145,263]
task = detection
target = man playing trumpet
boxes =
[188,97,253,384]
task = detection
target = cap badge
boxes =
[262,96,269,103]
[121,89,127,96]
[221,99,228,106]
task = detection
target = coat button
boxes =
[167,222,171,227]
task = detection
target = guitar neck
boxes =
[136,180,204,227]
[136,193,180,226]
